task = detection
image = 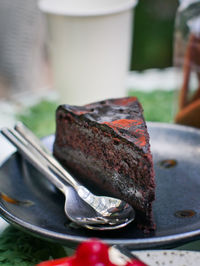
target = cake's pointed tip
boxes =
[58,104,90,116]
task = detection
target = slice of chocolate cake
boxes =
[53,97,155,231]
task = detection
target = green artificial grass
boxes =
[17,100,58,138]
[0,227,73,266]
[128,89,175,123]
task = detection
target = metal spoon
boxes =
[1,123,135,230]
[63,184,134,230]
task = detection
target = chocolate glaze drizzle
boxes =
[174,209,196,218]
[0,192,33,206]
[159,159,177,168]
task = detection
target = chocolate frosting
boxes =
[59,97,149,152]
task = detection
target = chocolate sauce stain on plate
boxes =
[0,192,33,206]
[158,159,177,168]
[174,210,196,218]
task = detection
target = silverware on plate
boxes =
[1,122,135,230]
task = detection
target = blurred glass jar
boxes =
[174,0,200,128]
[0,0,50,100]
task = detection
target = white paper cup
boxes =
[39,0,138,105]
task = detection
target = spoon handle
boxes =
[14,122,79,189]
[1,127,70,193]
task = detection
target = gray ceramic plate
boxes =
[0,122,200,249]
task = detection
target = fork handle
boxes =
[15,122,79,189]
[1,128,68,193]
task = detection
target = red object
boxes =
[75,239,112,265]
[37,256,75,266]
[126,259,147,266]
[36,239,147,266]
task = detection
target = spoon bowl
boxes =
[64,185,135,230]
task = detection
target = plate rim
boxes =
[0,122,200,248]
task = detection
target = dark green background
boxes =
[131,0,179,70]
